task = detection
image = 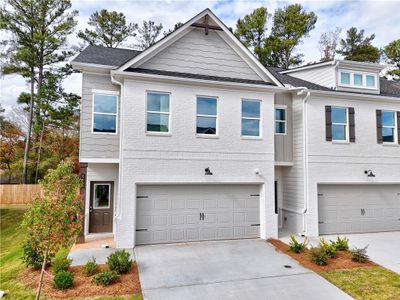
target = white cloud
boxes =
[1,0,399,114]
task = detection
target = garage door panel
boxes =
[319,184,400,235]
[136,184,260,245]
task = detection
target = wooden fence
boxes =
[0,184,42,205]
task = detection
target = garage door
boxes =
[318,184,400,235]
[136,184,260,245]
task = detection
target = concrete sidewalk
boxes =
[135,239,352,300]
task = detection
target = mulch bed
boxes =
[20,263,142,299]
[267,239,376,273]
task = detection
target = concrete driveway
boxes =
[135,239,351,300]
[314,231,400,274]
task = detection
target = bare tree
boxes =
[318,27,341,62]
[135,20,163,50]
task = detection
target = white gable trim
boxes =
[117,9,283,87]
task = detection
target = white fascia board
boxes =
[281,61,335,74]
[80,158,120,163]
[111,70,288,93]
[309,89,400,103]
[338,60,386,72]
[71,62,116,74]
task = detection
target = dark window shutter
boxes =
[349,107,355,142]
[325,106,332,141]
[397,112,400,145]
[376,110,383,144]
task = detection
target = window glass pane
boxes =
[382,127,395,143]
[332,124,346,140]
[147,113,169,132]
[94,95,117,114]
[94,184,110,208]
[147,93,169,112]
[196,116,217,134]
[331,107,347,124]
[354,74,363,86]
[275,108,286,121]
[242,100,260,118]
[366,75,375,87]
[341,72,350,84]
[93,114,116,133]
[275,121,285,134]
[382,111,395,126]
[197,97,217,116]
[242,119,260,136]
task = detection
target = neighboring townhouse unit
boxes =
[72,9,400,248]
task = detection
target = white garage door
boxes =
[136,184,260,245]
[318,184,400,235]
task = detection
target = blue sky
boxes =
[1,0,400,115]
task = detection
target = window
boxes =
[354,74,363,86]
[382,111,397,143]
[331,107,348,141]
[366,75,375,87]
[340,72,350,85]
[242,100,261,137]
[93,184,111,209]
[93,94,117,133]
[275,107,286,135]
[197,96,217,135]
[147,92,170,133]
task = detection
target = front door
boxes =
[89,181,114,233]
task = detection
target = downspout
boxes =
[289,87,310,235]
[111,74,124,230]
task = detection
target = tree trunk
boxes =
[34,120,45,183]
[35,248,48,300]
[22,72,35,183]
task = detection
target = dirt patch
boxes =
[20,264,141,299]
[267,239,376,273]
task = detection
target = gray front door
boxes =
[89,181,114,233]
[318,184,400,234]
[136,184,260,245]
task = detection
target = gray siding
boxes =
[140,28,264,81]
[289,65,335,88]
[274,93,293,162]
[80,73,120,160]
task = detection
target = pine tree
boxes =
[384,39,400,79]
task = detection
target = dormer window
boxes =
[339,70,377,89]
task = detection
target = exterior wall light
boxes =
[364,169,376,177]
[205,167,213,175]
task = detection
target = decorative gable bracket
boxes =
[191,14,223,35]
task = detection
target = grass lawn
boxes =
[0,207,141,300]
[321,267,400,300]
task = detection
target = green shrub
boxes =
[319,238,337,258]
[288,235,308,253]
[107,250,132,274]
[51,248,72,274]
[22,242,52,270]
[92,271,120,286]
[330,236,349,251]
[309,247,328,266]
[82,257,98,276]
[351,246,369,263]
[53,270,74,290]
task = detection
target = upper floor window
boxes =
[197,96,217,135]
[339,70,377,89]
[331,107,348,141]
[93,94,117,134]
[147,92,170,133]
[242,99,261,137]
[382,111,397,143]
[275,106,286,135]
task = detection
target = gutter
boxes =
[289,86,311,235]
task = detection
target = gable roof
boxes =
[73,45,141,67]
[115,8,283,86]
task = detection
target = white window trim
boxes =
[91,93,118,135]
[93,183,111,209]
[382,110,398,144]
[241,99,262,138]
[196,95,218,137]
[338,69,377,90]
[331,106,349,143]
[274,105,287,136]
[145,91,171,135]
